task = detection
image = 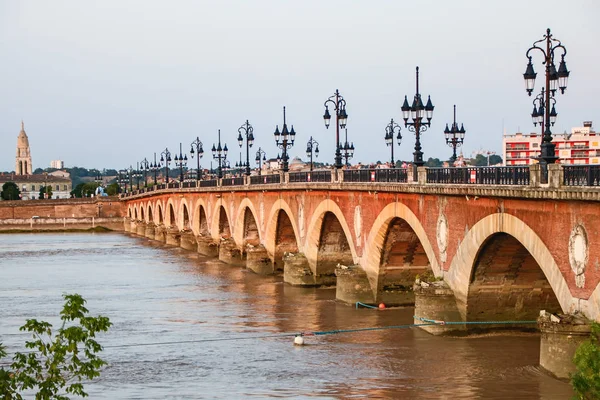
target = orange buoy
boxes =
[378,303,386,310]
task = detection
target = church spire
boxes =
[15,121,32,175]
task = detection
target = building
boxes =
[503,121,600,165]
[15,121,32,175]
[51,160,65,169]
[0,122,72,200]
[0,174,72,200]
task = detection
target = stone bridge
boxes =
[120,166,600,327]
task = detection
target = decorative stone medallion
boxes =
[568,224,588,289]
[436,213,448,263]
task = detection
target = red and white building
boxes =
[503,121,600,165]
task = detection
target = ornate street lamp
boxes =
[149,152,159,185]
[306,136,319,171]
[384,119,402,165]
[140,158,149,187]
[443,105,466,164]
[118,169,128,193]
[255,147,266,176]
[211,129,228,179]
[160,148,172,184]
[173,143,188,183]
[524,28,569,167]
[274,106,296,172]
[190,137,204,183]
[238,120,255,176]
[340,128,354,167]
[401,66,434,181]
[323,89,348,169]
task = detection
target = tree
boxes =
[0,294,111,399]
[425,157,443,167]
[105,183,120,196]
[39,185,53,200]
[82,183,99,197]
[70,183,85,198]
[571,322,600,399]
[1,182,21,201]
[488,155,503,165]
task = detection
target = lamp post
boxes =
[340,128,354,167]
[190,137,204,183]
[94,170,102,186]
[238,120,255,176]
[523,28,569,168]
[174,142,188,183]
[150,152,159,185]
[443,105,466,164]
[401,67,434,181]
[160,148,172,184]
[323,89,348,169]
[255,147,266,176]
[274,106,296,172]
[306,136,319,171]
[211,129,228,179]
[118,169,128,193]
[140,158,149,187]
[384,119,402,166]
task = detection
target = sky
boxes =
[0,0,599,172]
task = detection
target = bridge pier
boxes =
[283,253,317,286]
[197,235,219,257]
[218,238,246,267]
[144,223,156,239]
[413,280,466,335]
[538,312,592,380]
[165,227,180,246]
[136,221,146,236]
[246,245,274,275]
[335,265,375,305]
[123,218,131,232]
[154,224,167,242]
[179,230,197,251]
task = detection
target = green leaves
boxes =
[0,294,111,399]
[571,322,600,400]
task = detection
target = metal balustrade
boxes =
[563,165,600,186]
[343,168,408,183]
[426,166,530,185]
[222,177,245,186]
[182,182,196,188]
[289,170,332,183]
[250,174,281,185]
[199,179,218,187]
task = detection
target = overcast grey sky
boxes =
[1,0,598,172]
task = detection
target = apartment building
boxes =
[503,121,599,165]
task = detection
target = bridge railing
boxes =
[288,170,332,183]
[182,181,196,188]
[563,165,600,186]
[343,168,408,183]
[199,179,218,188]
[250,174,281,185]
[426,166,530,185]
[222,177,245,186]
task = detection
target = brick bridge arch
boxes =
[233,197,262,247]
[446,213,574,317]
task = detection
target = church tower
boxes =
[15,121,32,175]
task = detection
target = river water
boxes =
[0,233,572,399]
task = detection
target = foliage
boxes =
[571,322,600,400]
[82,183,99,198]
[38,185,53,200]
[105,183,120,196]
[425,157,443,167]
[0,294,111,399]
[1,182,21,201]
[488,155,503,165]
[70,183,85,198]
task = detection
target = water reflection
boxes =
[0,233,571,399]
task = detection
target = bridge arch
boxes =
[265,199,301,270]
[134,206,138,220]
[446,213,574,317]
[140,206,145,221]
[363,201,441,296]
[165,198,177,228]
[180,198,191,230]
[156,202,164,224]
[147,204,154,224]
[211,200,232,240]
[233,198,261,247]
[192,198,210,236]
[304,199,357,277]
